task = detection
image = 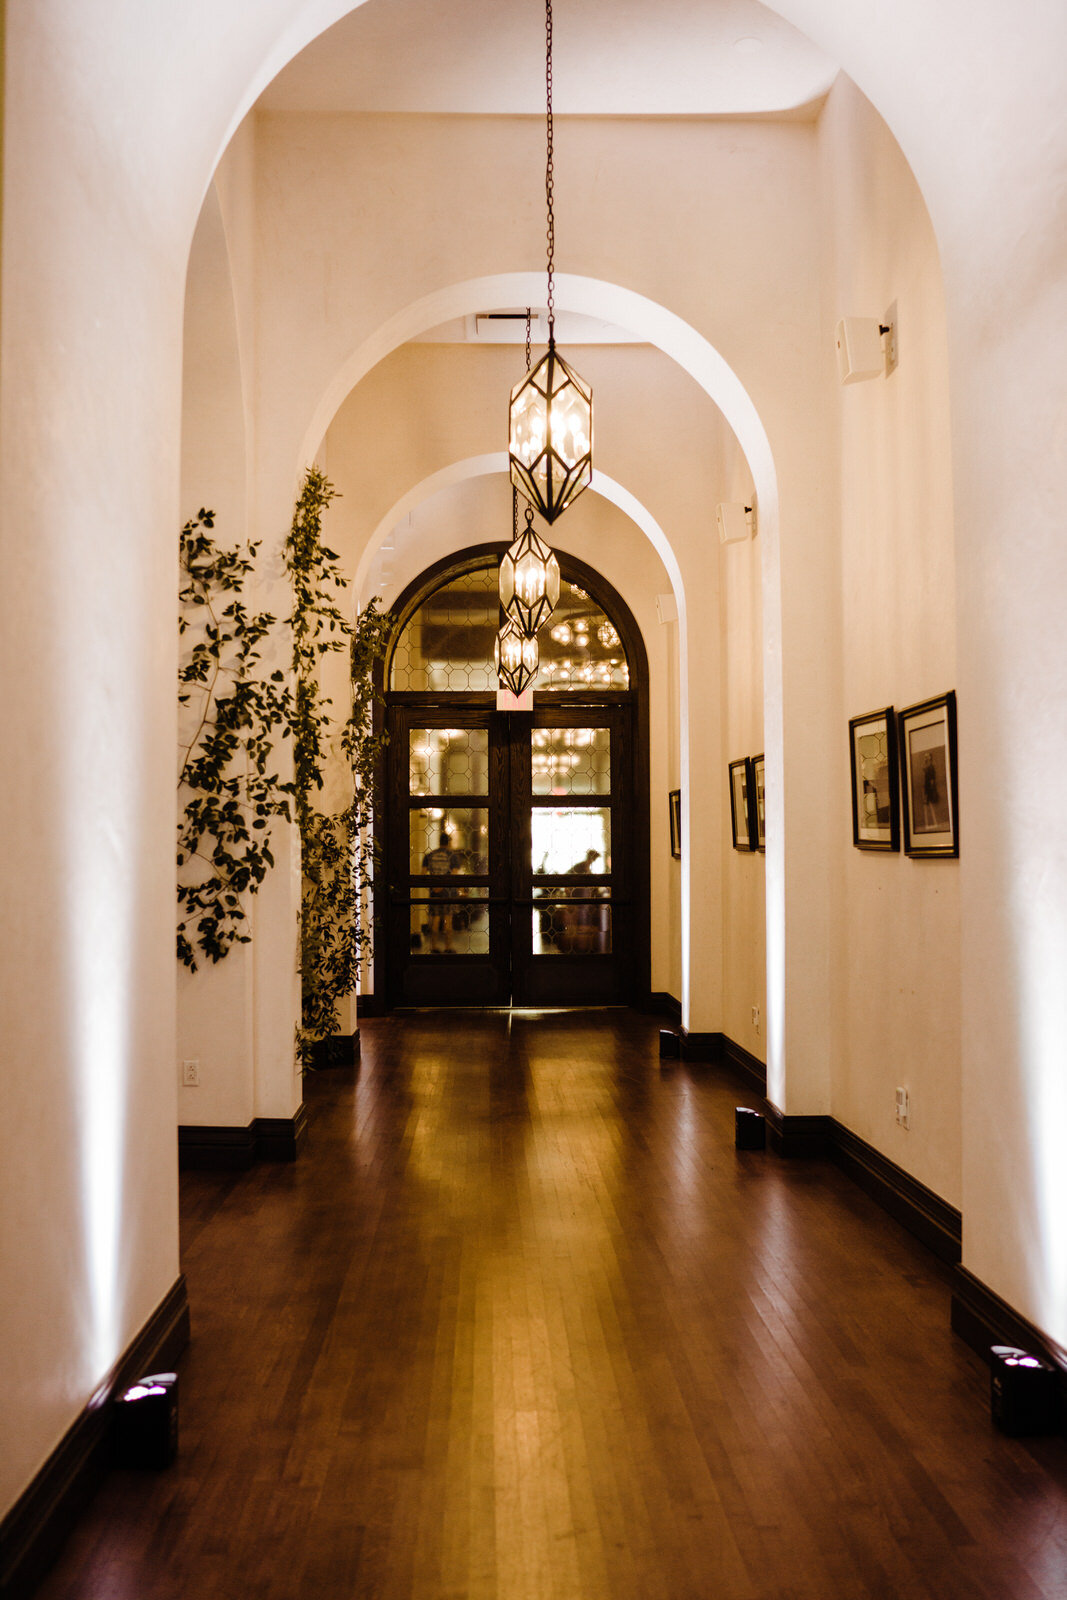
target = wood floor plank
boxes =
[29,1008,1067,1600]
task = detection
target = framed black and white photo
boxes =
[669,789,682,859]
[898,692,958,857]
[729,758,755,852]
[848,707,899,851]
[751,754,766,851]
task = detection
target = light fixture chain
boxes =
[525,306,532,373]
[545,0,555,337]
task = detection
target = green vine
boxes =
[177,479,391,1064]
[283,468,391,1067]
[177,509,293,969]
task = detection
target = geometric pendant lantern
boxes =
[495,616,540,696]
[508,0,593,526]
[499,505,561,636]
[509,346,593,524]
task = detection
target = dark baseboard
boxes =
[679,1029,723,1062]
[648,991,683,1023]
[830,1121,961,1264]
[179,1105,307,1170]
[178,1123,256,1171]
[309,1033,360,1070]
[763,1104,833,1158]
[722,1037,767,1093]
[952,1267,1067,1377]
[0,1276,190,1600]
[356,994,386,1017]
[253,1103,308,1163]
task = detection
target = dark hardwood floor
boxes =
[35,1010,1067,1599]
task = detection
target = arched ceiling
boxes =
[258,0,839,117]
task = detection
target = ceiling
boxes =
[259,0,839,118]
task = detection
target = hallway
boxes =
[37,1011,1067,1600]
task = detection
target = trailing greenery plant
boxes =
[283,468,391,1066]
[177,509,293,969]
[177,478,391,1064]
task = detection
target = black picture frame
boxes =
[898,691,958,857]
[669,789,681,859]
[729,758,755,851]
[848,707,899,851]
[751,753,765,851]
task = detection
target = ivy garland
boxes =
[177,475,391,1068]
[177,509,293,969]
[283,468,391,1065]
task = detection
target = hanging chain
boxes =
[544,0,555,339]
[525,305,532,373]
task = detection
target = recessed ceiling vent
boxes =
[467,310,549,343]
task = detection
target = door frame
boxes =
[373,543,650,1010]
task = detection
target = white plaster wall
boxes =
[3,0,1066,1527]
[320,343,724,1011]
[720,447,766,1059]
[177,184,258,1130]
[820,78,961,1205]
[247,112,827,1051]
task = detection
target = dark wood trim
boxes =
[763,1104,832,1159]
[830,1121,961,1263]
[951,1266,1067,1381]
[722,1037,767,1093]
[679,1029,723,1062]
[377,543,651,1012]
[252,1104,308,1163]
[309,1033,361,1069]
[647,992,682,1023]
[177,1124,256,1172]
[356,994,385,1018]
[178,1106,308,1170]
[0,1277,190,1600]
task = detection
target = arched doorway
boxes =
[379,544,650,1008]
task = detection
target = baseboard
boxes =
[763,1105,832,1158]
[679,1029,723,1062]
[178,1123,256,1171]
[179,1105,307,1170]
[830,1121,961,1263]
[722,1037,767,1093]
[0,1276,190,1600]
[356,994,385,1017]
[952,1266,1067,1376]
[648,992,682,1023]
[252,1103,308,1163]
[309,1033,360,1069]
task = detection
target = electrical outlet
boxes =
[751,1005,760,1034]
[895,1085,910,1129]
[182,1058,200,1088]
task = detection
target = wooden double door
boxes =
[384,699,638,1007]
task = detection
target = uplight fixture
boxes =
[508,0,593,525]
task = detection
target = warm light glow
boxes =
[499,523,561,636]
[509,343,593,524]
[495,619,539,695]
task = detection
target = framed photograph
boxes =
[668,789,682,859]
[848,708,899,851]
[751,754,766,851]
[729,758,755,851]
[898,692,958,857]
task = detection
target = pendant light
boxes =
[509,0,593,525]
[495,617,540,696]
[500,310,561,637]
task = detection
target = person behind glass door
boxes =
[423,830,457,953]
